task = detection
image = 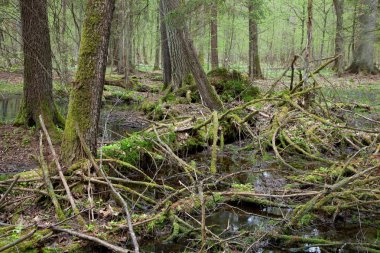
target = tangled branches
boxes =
[0,58,379,252]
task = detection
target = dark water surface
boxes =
[0,95,146,141]
[0,94,21,122]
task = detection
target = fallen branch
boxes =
[0,228,37,252]
[39,132,65,221]
[0,175,19,206]
[39,115,85,226]
[51,226,131,253]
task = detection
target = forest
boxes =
[0,0,379,252]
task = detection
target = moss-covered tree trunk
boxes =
[16,0,63,133]
[61,0,115,164]
[347,0,378,74]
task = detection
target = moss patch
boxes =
[207,68,260,102]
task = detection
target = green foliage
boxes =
[231,183,253,191]
[141,101,164,120]
[299,214,315,226]
[207,68,260,102]
[102,131,175,166]
[0,80,22,94]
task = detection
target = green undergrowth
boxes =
[289,164,353,184]
[322,83,380,110]
[102,131,175,167]
[0,80,22,94]
[104,89,144,104]
[102,120,223,168]
[207,68,260,102]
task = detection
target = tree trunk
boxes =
[160,0,172,87]
[347,0,378,74]
[61,0,69,83]
[159,0,223,110]
[178,27,223,110]
[318,0,330,66]
[305,0,313,75]
[210,0,219,70]
[16,0,63,134]
[161,0,191,90]
[333,0,344,75]
[304,0,313,107]
[300,2,306,52]
[61,0,115,164]
[153,8,161,71]
[348,3,358,64]
[248,1,263,79]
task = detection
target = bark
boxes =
[178,27,223,110]
[160,0,172,87]
[210,0,219,70]
[305,0,313,74]
[333,0,344,76]
[125,0,135,77]
[153,8,161,71]
[248,1,263,79]
[161,0,191,90]
[304,0,313,107]
[16,0,63,134]
[61,0,69,83]
[347,0,379,74]
[348,3,358,63]
[300,2,306,52]
[61,0,115,164]
[318,0,330,66]
[159,0,222,109]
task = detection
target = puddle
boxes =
[0,95,147,141]
[0,94,22,122]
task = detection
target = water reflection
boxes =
[0,95,21,122]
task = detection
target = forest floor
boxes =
[0,68,380,252]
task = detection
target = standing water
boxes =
[0,94,21,122]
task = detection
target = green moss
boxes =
[207,68,229,78]
[0,229,51,253]
[16,169,40,180]
[147,213,168,233]
[207,68,260,102]
[304,174,324,183]
[205,193,225,208]
[231,183,253,192]
[242,86,260,102]
[299,213,315,226]
[102,131,174,166]
[140,101,164,120]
